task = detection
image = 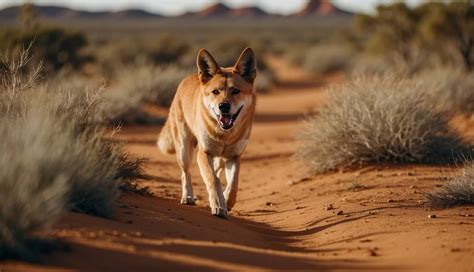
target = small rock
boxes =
[367,249,378,256]
[324,204,334,211]
[336,210,344,215]
[360,239,372,243]
[387,199,395,203]
[266,202,274,206]
[428,214,437,219]
[465,214,472,217]
[409,185,415,189]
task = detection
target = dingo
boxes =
[157,48,257,218]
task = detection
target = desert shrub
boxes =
[426,162,474,208]
[103,64,190,122]
[416,68,474,116]
[199,37,276,83]
[295,76,471,174]
[0,48,141,259]
[0,116,69,260]
[288,43,354,75]
[254,69,276,93]
[203,37,263,67]
[349,55,410,77]
[0,27,89,72]
[94,35,190,76]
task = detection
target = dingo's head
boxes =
[197,48,256,131]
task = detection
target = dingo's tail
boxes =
[157,121,175,154]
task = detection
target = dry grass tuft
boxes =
[288,43,353,75]
[104,64,189,123]
[416,68,474,116]
[295,76,471,174]
[426,162,474,208]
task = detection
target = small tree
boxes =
[20,2,38,30]
[354,3,424,72]
[354,1,474,72]
[418,1,474,71]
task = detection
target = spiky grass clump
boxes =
[0,116,69,260]
[254,70,276,93]
[288,43,353,75]
[104,64,189,123]
[0,48,141,260]
[426,162,474,208]
[417,68,474,116]
[295,76,470,174]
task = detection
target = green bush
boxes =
[0,27,89,72]
[354,1,474,72]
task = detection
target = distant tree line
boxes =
[354,1,474,72]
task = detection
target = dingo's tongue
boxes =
[219,115,233,128]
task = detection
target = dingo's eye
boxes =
[232,88,240,95]
[212,89,219,95]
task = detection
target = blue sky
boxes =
[0,0,423,15]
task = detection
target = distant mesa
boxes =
[0,1,352,22]
[231,6,268,17]
[196,3,232,17]
[110,9,161,19]
[0,5,162,21]
[183,3,271,18]
[293,0,352,17]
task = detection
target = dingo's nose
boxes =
[218,103,231,114]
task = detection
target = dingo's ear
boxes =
[197,49,221,84]
[234,47,257,84]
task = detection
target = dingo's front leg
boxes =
[197,149,227,218]
[224,157,240,211]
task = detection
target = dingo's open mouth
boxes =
[218,106,243,130]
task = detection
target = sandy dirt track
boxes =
[1,60,473,271]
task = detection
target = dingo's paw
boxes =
[180,196,196,205]
[211,207,228,219]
